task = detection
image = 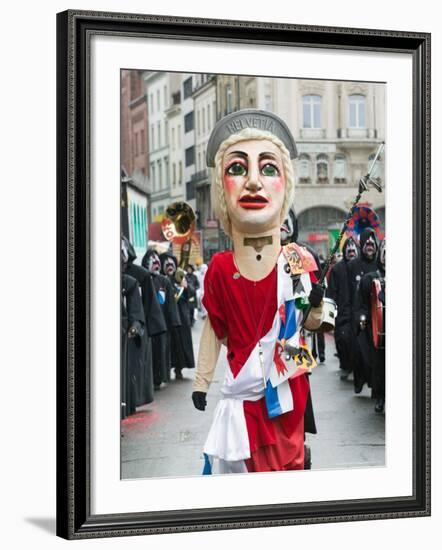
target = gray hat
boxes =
[206,109,297,167]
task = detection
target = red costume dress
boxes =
[202,251,311,472]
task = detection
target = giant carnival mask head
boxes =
[142,249,161,275]
[359,228,378,261]
[206,109,297,237]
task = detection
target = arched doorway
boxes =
[297,206,346,258]
[376,206,386,233]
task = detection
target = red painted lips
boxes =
[238,194,269,209]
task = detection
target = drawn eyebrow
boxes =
[225,151,278,159]
[259,152,278,160]
[225,150,248,158]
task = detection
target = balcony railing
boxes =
[338,128,370,139]
[300,128,326,140]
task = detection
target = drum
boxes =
[371,278,385,349]
[318,297,337,333]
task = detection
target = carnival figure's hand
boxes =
[192,391,207,411]
[308,283,325,308]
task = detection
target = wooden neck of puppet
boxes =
[231,224,281,281]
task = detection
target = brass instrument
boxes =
[161,201,196,286]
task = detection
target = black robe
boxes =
[167,276,196,371]
[327,238,358,373]
[124,243,167,404]
[185,271,199,325]
[150,273,182,385]
[347,229,379,389]
[121,274,146,418]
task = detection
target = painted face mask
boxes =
[222,139,286,235]
[362,234,377,259]
[344,239,358,261]
[147,252,161,274]
[163,257,176,276]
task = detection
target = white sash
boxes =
[204,253,305,462]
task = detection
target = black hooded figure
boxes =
[122,237,167,405]
[159,251,196,377]
[347,227,379,393]
[121,273,145,418]
[141,249,182,387]
[327,236,360,379]
[358,238,386,413]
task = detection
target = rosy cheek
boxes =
[223,174,237,194]
[271,177,285,193]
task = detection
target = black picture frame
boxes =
[56,9,431,540]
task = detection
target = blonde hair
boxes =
[210,128,295,237]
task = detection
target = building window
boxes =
[177,125,181,148]
[164,158,169,187]
[183,77,193,99]
[302,95,322,128]
[213,101,216,124]
[202,108,206,133]
[179,161,183,185]
[149,94,154,113]
[140,129,145,155]
[171,127,175,150]
[265,94,272,111]
[184,111,194,133]
[164,120,169,146]
[163,85,167,108]
[157,122,161,148]
[151,163,156,191]
[185,146,195,167]
[134,132,138,156]
[316,154,329,183]
[158,160,162,189]
[334,154,347,183]
[297,154,311,183]
[156,90,160,111]
[226,85,233,114]
[298,206,344,232]
[150,124,155,150]
[207,104,211,130]
[349,94,366,128]
[173,163,176,187]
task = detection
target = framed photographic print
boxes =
[56,10,431,539]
